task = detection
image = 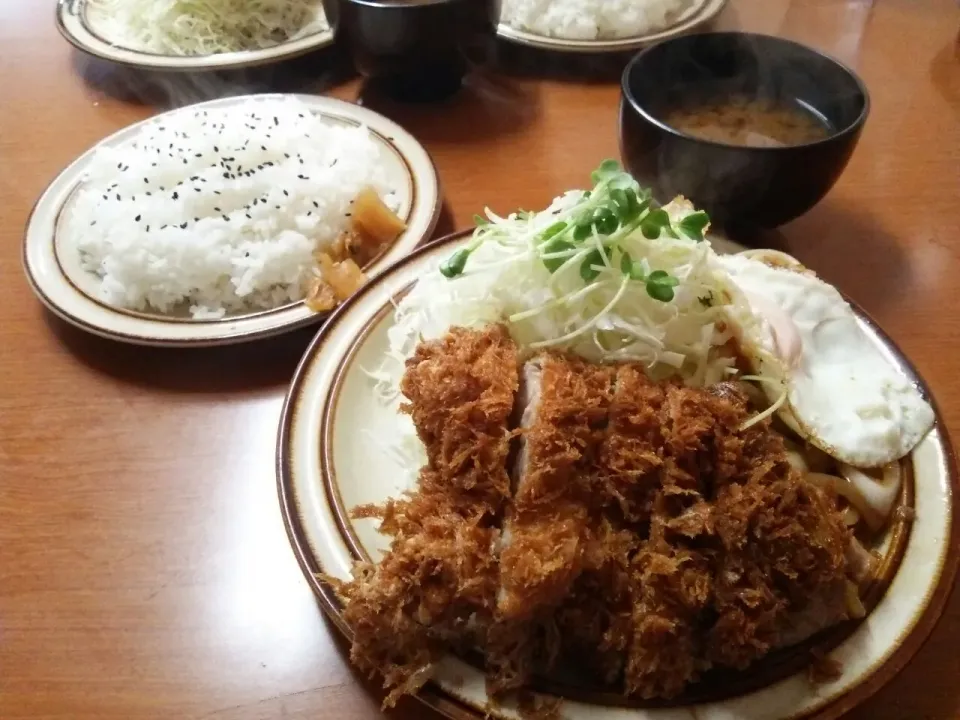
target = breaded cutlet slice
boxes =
[623,382,756,699]
[336,325,520,708]
[400,323,519,504]
[621,381,852,696]
[497,354,614,621]
[707,466,851,670]
[340,477,503,705]
[596,364,668,522]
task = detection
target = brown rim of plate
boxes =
[276,229,960,719]
[55,0,335,71]
[21,105,440,347]
[50,118,417,325]
[495,0,728,54]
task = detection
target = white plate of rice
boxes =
[56,0,334,71]
[497,0,728,53]
[23,94,441,347]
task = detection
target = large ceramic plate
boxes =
[23,94,440,347]
[277,230,958,719]
[56,0,334,71]
[496,0,727,54]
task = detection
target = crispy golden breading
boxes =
[497,355,614,621]
[400,324,520,504]
[336,327,857,708]
[595,365,665,522]
[334,325,519,707]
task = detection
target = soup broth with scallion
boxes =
[662,96,832,147]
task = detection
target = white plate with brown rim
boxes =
[496,0,728,54]
[56,0,335,71]
[23,93,440,348]
[277,229,958,719]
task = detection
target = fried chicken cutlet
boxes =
[333,325,519,707]
[336,326,864,707]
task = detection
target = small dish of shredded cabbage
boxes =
[85,0,329,56]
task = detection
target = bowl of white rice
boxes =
[24,94,441,346]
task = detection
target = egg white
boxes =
[715,253,934,467]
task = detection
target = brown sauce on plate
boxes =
[662,96,832,147]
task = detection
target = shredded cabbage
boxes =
[86,0,328,56]
[380,162,741,394]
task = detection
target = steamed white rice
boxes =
[65,97,397,319]
[501,0,694,40]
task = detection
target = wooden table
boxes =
[2,1,959,718]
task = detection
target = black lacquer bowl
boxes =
[620,32,869,228]
[323,0,500,101]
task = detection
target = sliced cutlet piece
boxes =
[336,325,520,708]
[706,434,852,670]
[624,382,752,699]
[596,363,667,522]
[400,323,519,504]
[625,532,713,699]
[497,354,614,621]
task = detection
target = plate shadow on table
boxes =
[41,310,320,394]
[492,39,636,84]
[73,46,355,110]
[431,201,458,240]
[930,38,960,111]
[723,200,908,316]
[356,67,541,145]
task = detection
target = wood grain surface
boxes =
[2,1,959,719]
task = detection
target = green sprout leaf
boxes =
[580,247,608,282]
[540,221,568,243]
[677,211,710,242]
[541,237,575,273]
[573,221,593,242]
[640,208,672,239]
[440,248,471,278]
[610,188,648,224]
[590,159,622,185]
[473,214,489,227]
[592,207,619,236]
[645,269,680,302]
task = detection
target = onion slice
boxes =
[805,462,902,532]
[839,462,903,530]
[805,472,885,531]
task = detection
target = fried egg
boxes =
[715,251,934,467]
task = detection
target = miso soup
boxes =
[662,96,832,147]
